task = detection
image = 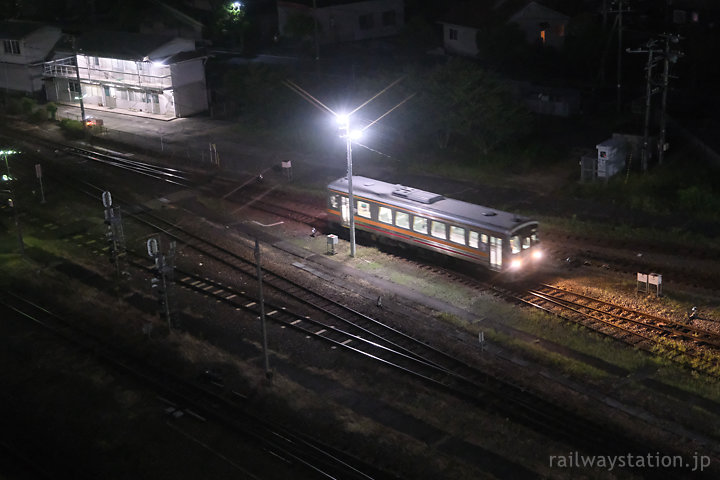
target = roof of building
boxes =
[74,31,189,60]
[0,20,58,39]
[439,0,569,29]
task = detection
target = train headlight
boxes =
[510,259,523,270]
[532,249,543,260]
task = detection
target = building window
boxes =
[382,10,396,26]
[3,39,20,55]
[413,216,428,234]
[450,226,465,245]
[378,206,392,224]
[431,221,446,239]
[395,211,410,229]
[449,28,458,41]
[69,81,81,93]
[357,201,371,218]
[359,13,374,30]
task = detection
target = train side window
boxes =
[330,194,339,209]
[510,235,521,254]
[481,233,488,244]
[413,216,428,234]
[431,221,446,239]
[358,201,371,218]
[378,206,393,224]
[395,211,410,229]
[469,231,479,248]
[450,226,465,244]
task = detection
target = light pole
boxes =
[336,114,362,257]
[71,37,87,128]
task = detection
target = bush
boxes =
[59,118,85,139]
[20,97,36,115]
[45,102,58,120]
[30,108,48,123]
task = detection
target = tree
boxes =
[213,1,250,50]
[221,64,293,125]
[405,58,532,155]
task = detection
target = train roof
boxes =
[328,176,537,234]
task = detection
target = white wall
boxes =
[442,23,479,57]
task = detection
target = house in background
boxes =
[0,21,62,98]
[277,0,404,45]
[43,31,208,118]
[138,0,206,41]
[508,1,568,49]
[439,0,569,58]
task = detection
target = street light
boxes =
[336,114,362,257]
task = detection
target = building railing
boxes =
[43,58,172,89]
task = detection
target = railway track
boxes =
[0,291,387,480]
[86,187,659,461]
[7,134,718,475]
[502,283,720,375]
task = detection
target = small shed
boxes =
[580,134,629,182]
[596,136,627,178]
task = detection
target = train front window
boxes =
[522,236,531,249]
[413,216,428,234]
[431,221,446,239]
[358,201,371,218]
[378,206,392,224]
[450,226,465,244]
[510,235,521,254]
[469,231,479,248]
[395,211,410,229]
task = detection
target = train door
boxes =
[490,236,502,270]
[341,196,350,226]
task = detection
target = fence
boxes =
[56,109,228,170]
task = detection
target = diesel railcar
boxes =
[327,176,542,273]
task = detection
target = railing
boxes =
[43,60,172,89]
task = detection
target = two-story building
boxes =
[0,20,62,97]
[277,0,404,45]
[43,31,208,118]
[440,1,568,58]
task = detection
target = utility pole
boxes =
[628,34,682,171]
[627,39,659,172]
[611,0,631,112]
[658,34,683,165]
[71,36,87,128]
[312,0,319,60]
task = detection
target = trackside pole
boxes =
[255,238,272,380]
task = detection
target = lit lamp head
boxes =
[336,114,363,140]
[336,113,349,129]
